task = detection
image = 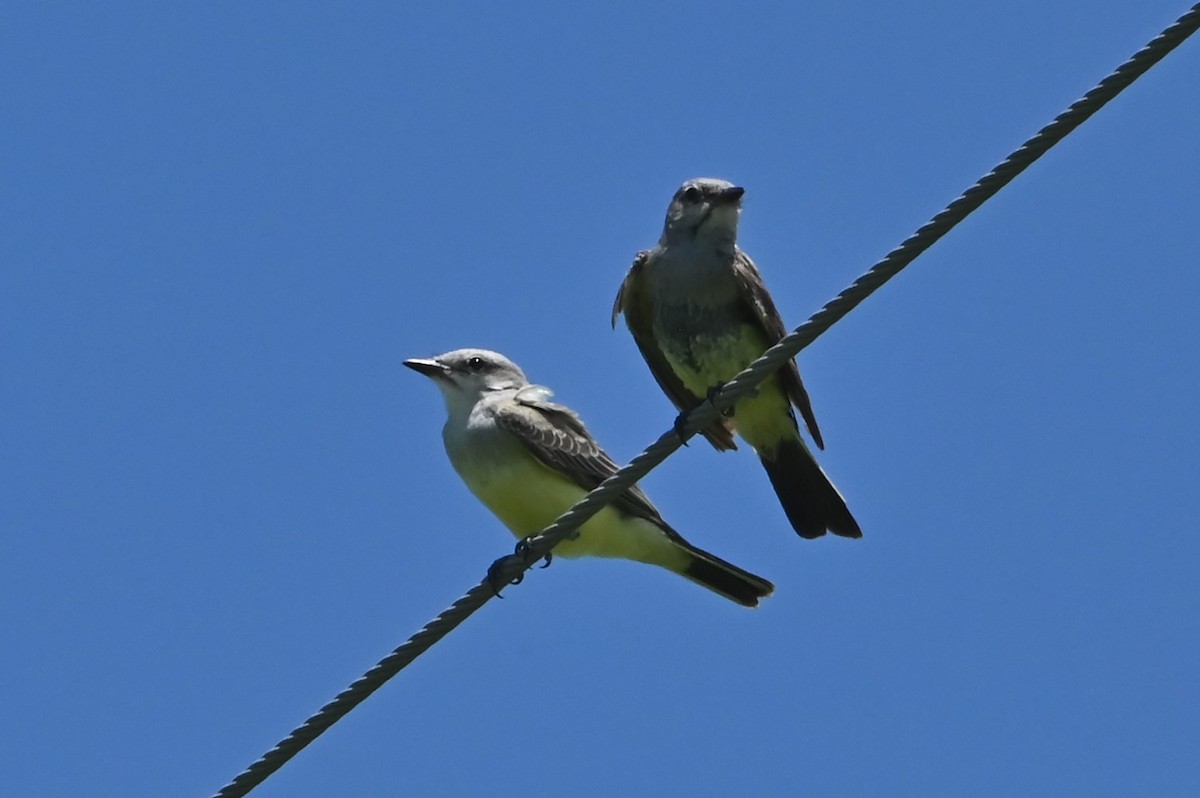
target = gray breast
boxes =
[647,254,753,376]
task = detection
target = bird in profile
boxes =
[613,178,861,539]
[405,348,774,607]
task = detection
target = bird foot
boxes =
[485,553,524,597]
[706,386,737,418]
[672,412,692,445]
[515,536,553,568]
[486,538,554,597]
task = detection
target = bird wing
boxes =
[613,250,737,451]
[731,249,825,450]
[495,389,679,534]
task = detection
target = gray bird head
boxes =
[405,348,529,412]
[659,177,745,247]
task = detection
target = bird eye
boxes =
[682,186,701,203]
[466,356,484,371]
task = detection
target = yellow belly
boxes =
[661,330,798,450]
[462,453,685,569]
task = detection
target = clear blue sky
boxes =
[3,3,1198,796]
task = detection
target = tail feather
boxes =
[759,439,861,539]
[680,546,775,608]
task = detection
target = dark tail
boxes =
[680,546,775,608]
[759,439,861,539]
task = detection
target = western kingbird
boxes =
[404,348,774,607]
[613,178,861,539]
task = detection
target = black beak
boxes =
[404,358,448,378]
[714,186,745,204]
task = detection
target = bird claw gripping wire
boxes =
[671,411,692,446]
[485,539,554,597]
[675,385,739,442]
[706,385,740,418]
[485,554,523,597]
[515,537,553,570]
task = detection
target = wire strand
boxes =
[213,6,1200,796]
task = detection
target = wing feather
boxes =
[495,392,677,533]
[731,250,825,450]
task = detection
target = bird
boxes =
[613,177,861,539]
[404,348,774,607]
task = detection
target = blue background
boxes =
[3,2,1198,796]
